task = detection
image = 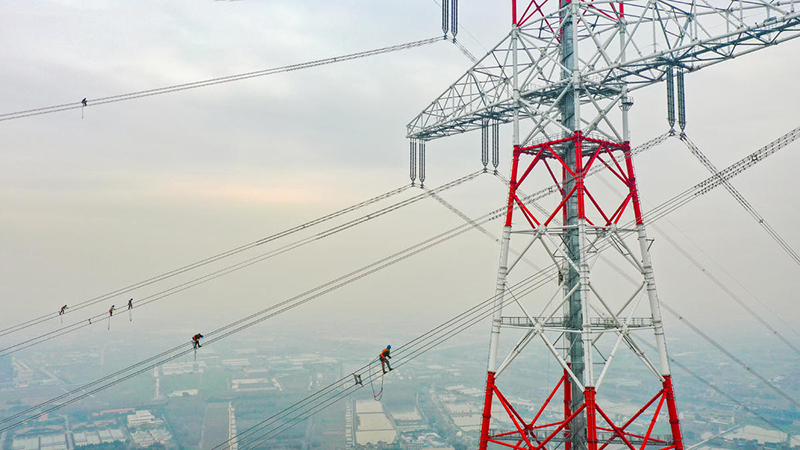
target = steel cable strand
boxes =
[1,172,482,354]
[219,265,557,448]
[232,282,545,448]
[166,177,488,343]
[6,179,517,437]
[19,128,782,435]
[592,167,800,359]
[487,127,800,408]
[680,132,800,266]
[651,222,800,357]
[643,124,800,225]
[4,185,579,435]
[235,366,387,450]
[0,217,477,433]
[235,271,558,449]
[659,301,800,409]
[242,124,794,446]
[660,223,800,340]
[239,379,373,450]
[0,342,191,432]
[4,209,471,355]
[0,37,446,122]
[233,368,379,450]
[222,377,359,449]
[0,183,413,338]
[638,340,788,435]
[3,186,444,354]
[0,184,492,429]
[198,220,490,350]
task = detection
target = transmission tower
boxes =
[407,2,800,450]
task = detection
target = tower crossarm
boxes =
[407,1,800,142]
[501,316,653,330]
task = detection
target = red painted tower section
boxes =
[477,131,684,450]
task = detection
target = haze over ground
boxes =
[2,1,800,365]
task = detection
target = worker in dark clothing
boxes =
[379,345,392,374]
[108,305,115,317]
[192,333,204,349]
[59,305,68,315]
[128,299,133,310]
[81,98,87,107]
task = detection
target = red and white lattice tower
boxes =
[407,1,800,450]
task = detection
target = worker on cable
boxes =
[192,333,204,349]
[127,299,133,310]
[59,305,68,315]
[108,305,115,317]
[379,345,392,374]
[81,98,87,107]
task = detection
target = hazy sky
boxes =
[2,1,800,366]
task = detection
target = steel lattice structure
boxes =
[406,2,800,450]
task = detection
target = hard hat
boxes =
[387,344,391,349]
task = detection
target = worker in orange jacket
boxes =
[192,333,204,349]
[379,345,392,374]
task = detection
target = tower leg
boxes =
[564,368,572,450]
[626,148,684,449]
[664,375,684,450]
[479,145,519,450]
[479,371,496,450]
[585,387,598,450]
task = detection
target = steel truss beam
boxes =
[478,130,683,450]
[407,1,800,142]
[409,2,800,450]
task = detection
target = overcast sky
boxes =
[2,1,800,370]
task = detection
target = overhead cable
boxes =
[5,127,798,434]
[0,172,482,355]
[646,125,800,224]
[0,184,413,338]
[223,267,558,449]
[0,36,446,122]
[595,164,800,359]
[233,126,800,445]
[659,301,800,409]
[640,340,787,434]
[680,132,800,267]
[0,175,498,432]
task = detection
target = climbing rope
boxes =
[368,361,385,401]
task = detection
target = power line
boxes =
[680,132,800,267]
[224,265,557,449]
[0,172,483,355]
[594,158,800,359]
[651,222,800,357]
[4,126,797,435]
[659,301,800,409]
[660,221,800,340]
[0,36,445,122]
[0,174,497,433]
[0,184,413,339]
[639,340,787,434]
[234,127,800,447]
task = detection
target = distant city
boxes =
[0,329,798,450]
